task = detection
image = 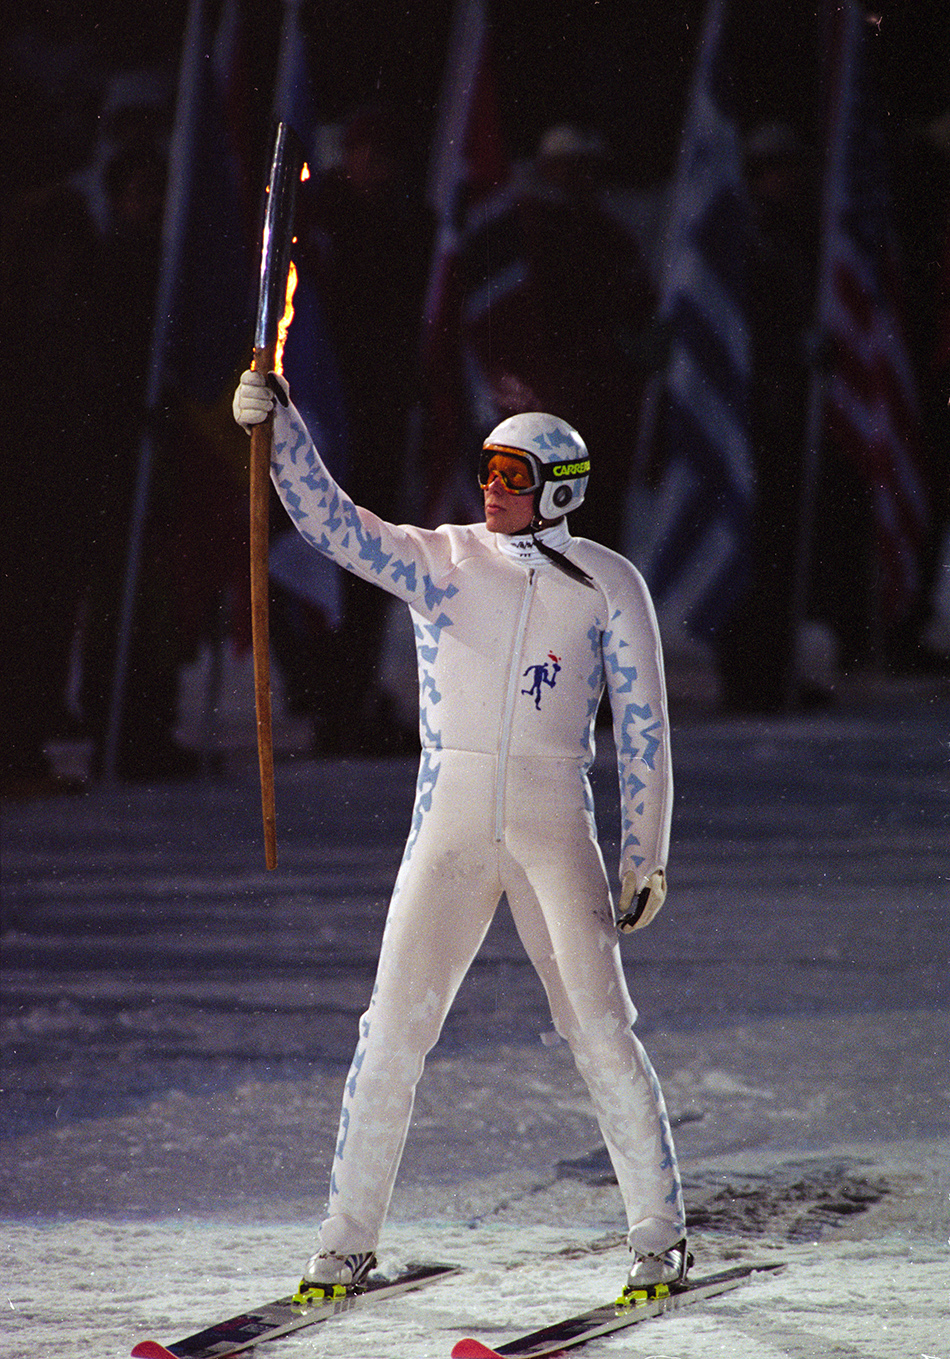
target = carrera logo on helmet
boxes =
[551,460,590,478]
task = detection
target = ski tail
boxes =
[451,1261,787,1359]
[452,1343,507,1359]
[131,1262,459,1359]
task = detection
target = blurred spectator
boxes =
[272,103,431,755]
[460,124,657,554]
[0,173,99,795]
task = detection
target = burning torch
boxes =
[250,121,305,870]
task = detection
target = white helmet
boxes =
[482,412,590,521]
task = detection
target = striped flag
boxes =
[816,0,930,619]
[641,0,755,643]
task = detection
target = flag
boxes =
[641,0,755,643]
[105,0,257,769]
[816,0,930,619]
[270,0,349,485]
[418,0,509,527]
[265,0,347,629]
[168,0,257,405]
[164,0,261,650]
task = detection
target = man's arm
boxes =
[234,370,452,614]
[601,564,673,930]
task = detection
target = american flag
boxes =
[817,0,930,619]
[641,0,755,643]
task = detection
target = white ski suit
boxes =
[269,398,685,1258]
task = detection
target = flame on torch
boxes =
[271,165,308,375]
[274,257,298,375]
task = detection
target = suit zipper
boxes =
[495,568,536,842]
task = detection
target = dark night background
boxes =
[3,5,948,464]
[1,10,948,1354]
[3,1,948,195]
[1,0,947,754]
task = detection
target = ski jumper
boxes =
[270,399,685,1258]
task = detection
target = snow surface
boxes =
[4,1199,948,1358]
[2,656,949,1358]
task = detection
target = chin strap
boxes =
[531,516,596,589]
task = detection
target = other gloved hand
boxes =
[232,369,289,432]
[616,868,667,932]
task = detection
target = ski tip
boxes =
[131,1343,178,1358]
[452,1341,504,1359]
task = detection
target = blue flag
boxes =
[271,0,349,482]
[169,0,256,406]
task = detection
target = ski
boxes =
[131,1261,459,1358]
[451,1261,786,1358]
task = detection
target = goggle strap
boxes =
[531,529,596,589]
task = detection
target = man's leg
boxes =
[319,756,500,1254]
[504,840,685,1253]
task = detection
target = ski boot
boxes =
[293,1250,377,1306]
[619,1238,691,1303]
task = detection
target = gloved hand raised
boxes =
[616,868,667,932]
[232,369,289,433]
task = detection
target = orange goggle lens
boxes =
[478,450,538,494]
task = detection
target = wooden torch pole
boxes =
[249,344,277,870]
[247,121,304,870]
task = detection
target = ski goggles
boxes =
[478,447,540,496]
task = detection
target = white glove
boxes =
[232,369,289,432]
[616,868,667,932]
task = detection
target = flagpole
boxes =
[788,0,858,708]
[791,356,831,708]
[103,0,209,781]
